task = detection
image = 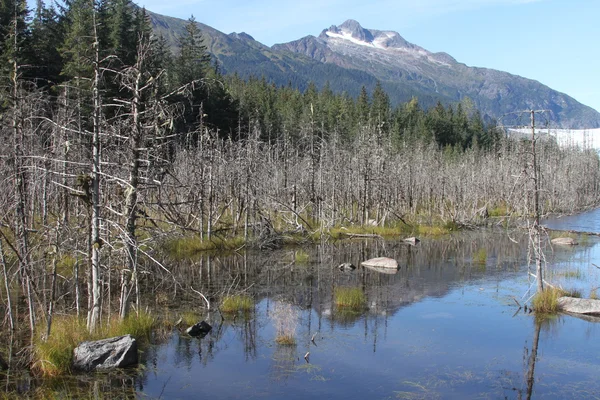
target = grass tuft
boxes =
[33,311,155,377]
[271,302,298,345]
[472,248,487,265]
[334,287,366,310]
[532,287,566,314]
[221,294,254,314]
[294,250,309,264]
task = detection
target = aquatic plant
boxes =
[334,287,366,310]
[532,287,566,314]
[271,302,298,345]
[472,248,487,265]
[590,288,599,300]
[221,294,254,314]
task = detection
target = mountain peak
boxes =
[320,20,421,53]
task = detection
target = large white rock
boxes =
[361,257,398,273]
[558,297,600,315]
[72,335,138,372]
[551,237,578,246]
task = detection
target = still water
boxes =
[138,217,600,399]
[9,212,600,399]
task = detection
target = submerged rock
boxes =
[558,297,600,315]
[551,237,578,246]
[72,335,138,372]
[186,321,212,337]
[361,257,399,274]
[338,262,356,271]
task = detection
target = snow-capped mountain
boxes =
[147,11,600,129]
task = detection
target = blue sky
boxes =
[137,0,599,114]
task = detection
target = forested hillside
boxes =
[1,0,599,339]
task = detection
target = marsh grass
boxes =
[559,269,583,279]
[34,312,155,376]
[548,230,577,240]
[164,235,245,258]
[472,248,487,265]
[271,302,298,345]
[590,288,599,300]
[221,294,254,314]
[334,287,366,310]
[532,287,567,314]
[294,250,309,264]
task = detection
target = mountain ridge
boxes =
[146,12,600,129]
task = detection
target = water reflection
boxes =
[10,228,600,399]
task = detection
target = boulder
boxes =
[558,297,600,315]
[186,321,212,337]
[403,237,420,245]
[361,257,399,274]
[551,237,578,246]
[338,262,356,271]
[72,335,138,372]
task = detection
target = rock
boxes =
[338,262,356,271]
[186,321,212,337]
[0,354,8,371]
[72,335,138,372]
[551,237,578,246]
[558,297,600,315]
[403,237,420,245]
[361,257,399,274]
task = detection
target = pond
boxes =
[5,217,600,399]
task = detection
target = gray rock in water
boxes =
[72,335,138,372]
[403,237,420,245]
[186,321,212,337]
[558,296,600,315]
[338,262,356,271]
[361,257,398,269]
[551,237,578,246]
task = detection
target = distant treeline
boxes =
[0,0,497,150]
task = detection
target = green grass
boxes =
[334,287,366,310]
[548,230,577,240]
[33,312,156,377]
[559,269,583,279]
[472,248,487,265]
[532,287,566,314]
[294,250,309,264]
[221,294,254,314]
[164,235,245,258]
[488,203,509,217]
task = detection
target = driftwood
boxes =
[339,233,383,239]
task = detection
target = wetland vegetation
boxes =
[2,0,600,398]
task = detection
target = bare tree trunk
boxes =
[0,239,14,331]
[88,5,102,332]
